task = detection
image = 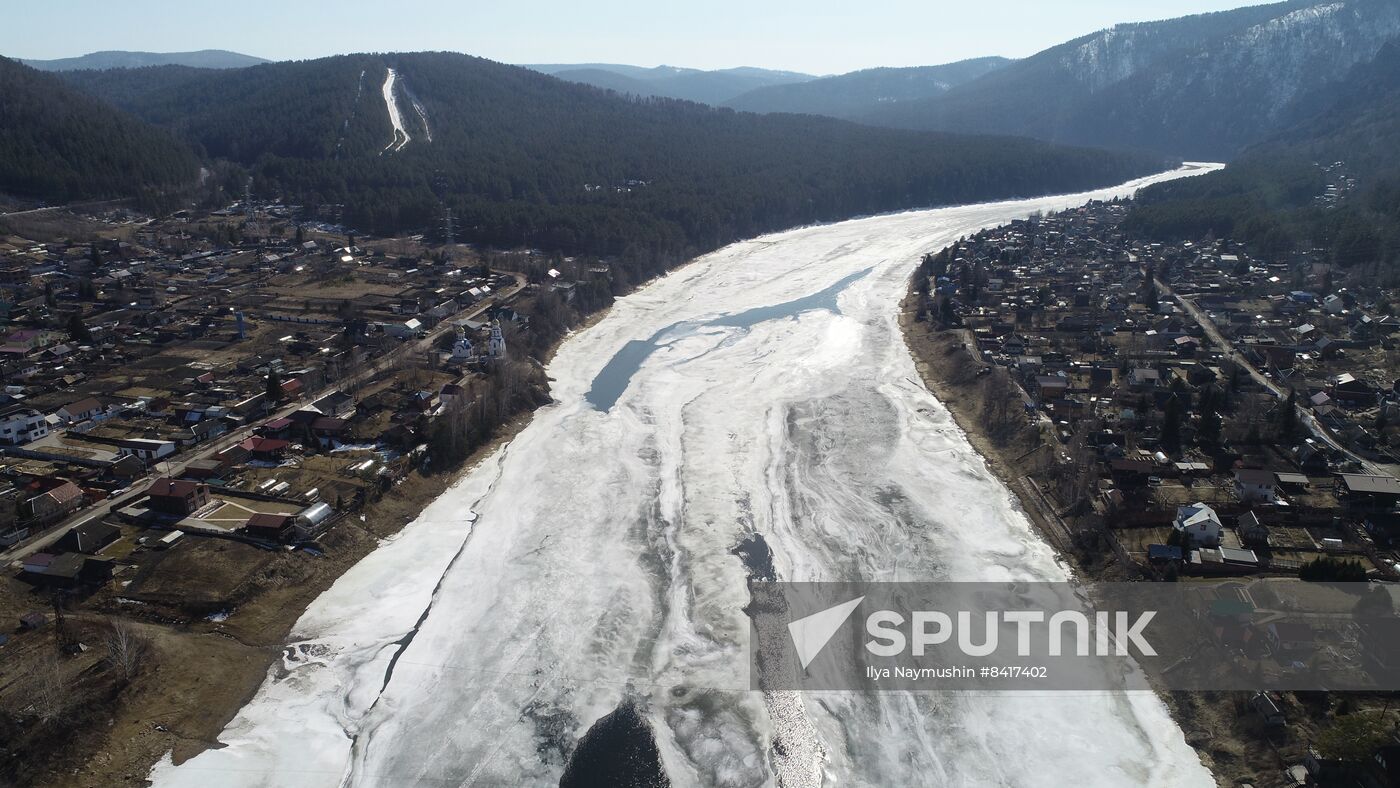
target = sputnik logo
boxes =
[788,596,864,669]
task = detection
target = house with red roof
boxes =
[26,480,84,523]
[244,512,295,542]
[279,378,304,400]
[147,477,210,516]
[240,436,291,461]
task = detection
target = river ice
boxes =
[151,165,1221,787]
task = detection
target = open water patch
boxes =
[585,268,871,411]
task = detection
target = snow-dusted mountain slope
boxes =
[865,0,1400,159]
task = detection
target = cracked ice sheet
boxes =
[151,164,1221,788]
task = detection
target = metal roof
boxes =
[1341,474,1400,495]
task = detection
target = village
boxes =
[907,197,1400,787]
[0,200,615,783]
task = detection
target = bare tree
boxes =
[429,395,472,467]
[103,618,150,682]
[979,368,1021,441]
[28,657,71,723]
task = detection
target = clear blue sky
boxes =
[6,0,1272,74]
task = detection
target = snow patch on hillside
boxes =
[380,67,411,154]
[409,96,432,143]
[1063,27,1156,92]
[1247,2,1345,39]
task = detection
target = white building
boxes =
[487,320,506,359]
[1234,469,1277,504]
[115,438,177,462]
[0,407,49,445]
[381,318,424,339]
[1174,502,1223,547]
[451,331,476,360]
[56,396,104,424]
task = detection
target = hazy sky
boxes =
[7,0,1270,74]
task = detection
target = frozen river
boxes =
[153,165,1220,787]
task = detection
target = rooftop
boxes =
[1341,474,1400,495]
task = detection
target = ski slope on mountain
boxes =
[380,67,410,153]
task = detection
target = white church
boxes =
[450,319,506,361]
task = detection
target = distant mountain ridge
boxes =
[861,0,1400,160]
[723,57,1011,118]
[21,49,268,71]
[42,52,1167,268]
[528,63,812,81]
[523,62,814,105]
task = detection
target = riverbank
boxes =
[896,294,1114,573]
[896,230,1373,786]
[895,296,1255,786]
[26,408,536,788]
[33,269,637,786]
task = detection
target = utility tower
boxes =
[432,172,455,248]
[440,202,456,247]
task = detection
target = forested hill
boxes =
[22,49,268,71]
[861,0,1400,160]
[723,58,1011,118]
[55,51,1171,276]
[1124,39,1400,281]
[524,63,813,105]
[0,57,200,204]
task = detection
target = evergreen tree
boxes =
[1142,265,1159,311]
[1198,389,1222,444]
[1279,389,1299,440]
[939,297,958,328]
[1170,377,1192,413]
[66,313,91,343]
[266,368,282,402]
[1299,556,1367,582]
[1162,395,1183,453]
[1198,407,1222,445]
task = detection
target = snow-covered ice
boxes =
[151,164,1222,788]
